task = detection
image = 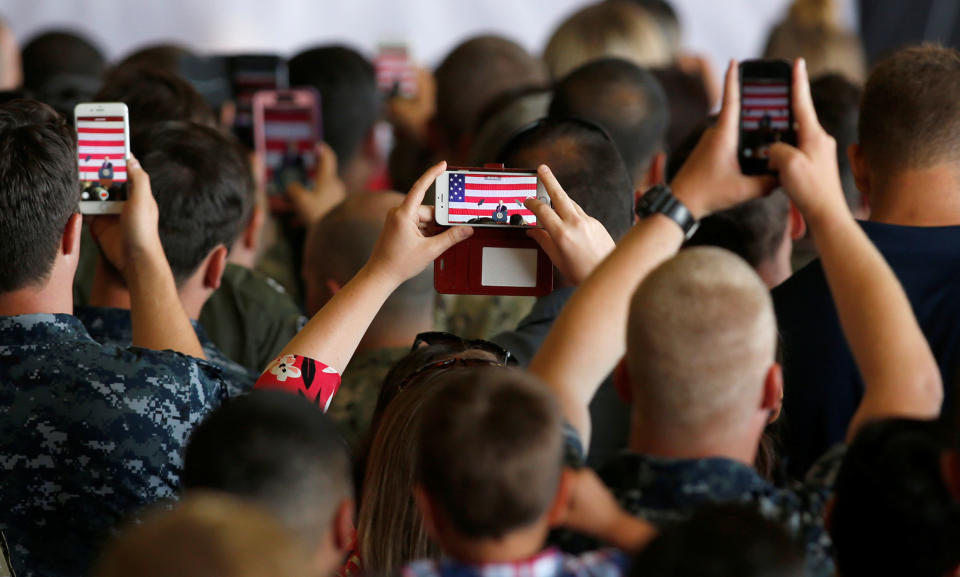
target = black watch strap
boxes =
[636,183,699,239]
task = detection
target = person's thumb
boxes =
[427,225,474,256]
[767,141,801,177]
[125,156,150,201]
[318,142,339,182]
[287,181,309,207]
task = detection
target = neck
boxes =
[867,165,960,226]
[90,257,205,320]
[355,310,434,354]
[0,284,73,317]
[627,410,762,466]
[754,233,793,289]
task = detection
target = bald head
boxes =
[626,248,777,437]
[435,35,548,150]
[303,192,434,318]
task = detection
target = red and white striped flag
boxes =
[376,45,416,96]
[448,172,538,225]
[741,81,789,131]
[76,116,127,182]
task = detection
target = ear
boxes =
[762,363,784,424]
[614,357,633,403]
[325,278,343,297]
[942,450,960,502]
[242,205,265,251]
[202,246,229,291]
[332,498,356,553]
[546,468,575,528]
[849,143,870,199]
[787,201,806,240]
[412,485,441,541]
[62,213,82,257]
[643,151,667,189]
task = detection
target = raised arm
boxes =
[528,62,775,448]
[90,157,207,358]
[769,60,943,441]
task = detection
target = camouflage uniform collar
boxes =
[0,313,95,345]
[76,305,212,347]
[602,451,772,499]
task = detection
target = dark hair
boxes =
[132,121,253,285]
[21,31,105,117]
[0,99,78,293]
[288,46,378,167]
[859,44,960,174]
[650,66,711,154]
[417,367,564,538]
[499,118,635,241]
[182,391,353,539]
[435,35,548,144]
[831,419,960,577]
[550,57,669,182]
[669,118,790,268]
[111,43,191,77]
[95,68,216,131]
[810,73,862,213]
[630,504,805,577]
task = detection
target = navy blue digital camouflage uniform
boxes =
[76,305,257,397]
[0,314,229,577]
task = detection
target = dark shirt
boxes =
[402,548,628,577]
[0,314,228,577]
[774,221,960,476]
[493,288,632,468]
[76,305,257,397]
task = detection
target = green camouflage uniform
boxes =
[435,294,535,340]
[326,347,409,447]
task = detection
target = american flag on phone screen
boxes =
[77,116,127,182]
[741,81,789,130]
[448,172,537,225]
[376,45,416,96]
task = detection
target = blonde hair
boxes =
[764,0,866,83]
[356,382,442,574]
[626,248,777,436]
[544,0,671,79]
[95,493,311,577]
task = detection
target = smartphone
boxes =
[228,55,288,148]
[375,42,416,98]
[178,54,232,112]
[253,89,321,213]
[738,59,796,175]
[435,169,549,227]
[75,102,130,215]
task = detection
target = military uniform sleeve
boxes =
[256,354,341,411]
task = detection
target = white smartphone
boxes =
[435,169,550,228]
[75,102,131,215]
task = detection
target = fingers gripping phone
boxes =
[435,169,550,227]
[253,88,321,213]
[738,59,797,175]
[75,102,131,215]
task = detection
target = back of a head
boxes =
[182,391,352,541]
[112,43,191,77]
[95,67,216,130]
[550,57,669,183]
[0,99,77,294]
[627,248,777,434]
[651,65,711,154]
[810,73,861,213]
[417,367,564,539]
[831,419,960,577]
[288,46,378,167]
[630,504,805,577]
[21,30,105,94]
[859,44,960,177]
[95,493,310,577]
[499,118,634,241]
[131,121,252,285]
[304,191,432,316]
[544,0,671,80]
[763,0,866,83]
[629,0,681,57]
[435,35,548,147]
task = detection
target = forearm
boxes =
[128,254,206,359]
[276,264,399,373]
[810,212,942,438]
[597,511,658,553]
[529,215,684,446]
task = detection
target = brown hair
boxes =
[417,367,565,538]
[859,44,960,174]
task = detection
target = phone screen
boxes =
[263,105,318,197]
[445,171,539,226]
[232,59,285,147]
[77,115,128,202]
[739,61,794,175]
[376,44,415,97]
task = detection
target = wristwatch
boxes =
[635,183,699,239]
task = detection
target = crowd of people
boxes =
[1,0,959,576]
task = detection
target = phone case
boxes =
[434,226,553,297]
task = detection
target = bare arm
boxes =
[769,60,943,441]
[559,468,657,552]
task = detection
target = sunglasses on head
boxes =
[411,331,515,367]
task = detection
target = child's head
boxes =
[414,367,568,554]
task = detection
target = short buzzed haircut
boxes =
[859,45,960,174]
[499,118,634,241]
[0,99,78,293]
[435,36,549,145]
[627,248,777,433]
[21,30,105,95]
[288,46,379,167]
[182,391,353,540]
[95,67,217,130]
[417,367,565,538]
[131,122,252,286]
[550,57,669,182]
[811,73,861,213]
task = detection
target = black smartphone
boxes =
[738,59,796,175]
[228,55,289,149]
